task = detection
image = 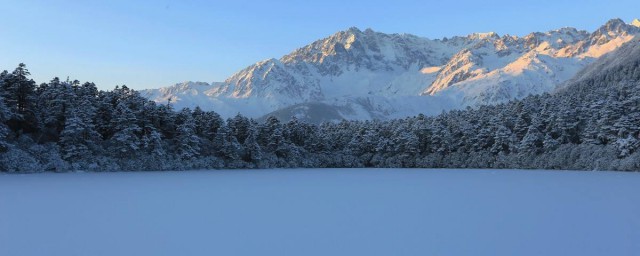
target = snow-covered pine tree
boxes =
[141,126,164,157]
[174,109,201,160]
[227,114,251,144]
[259,116,287,157]
[3,63,36,115]
[138,101,166,159]
[491,124,515,154]
[242,125,262,164]
[191,106,208,137]
[390,121,419,167]
[518,124,543,155]
[36,77,76,141]
[213,124,241,161]
[108,102,142,158]
[59,112,90,162]
[0,95,10,152]
[1,64,37,135]
[391,122,419,156]
[581,100,604,145]
[543,133,560,152]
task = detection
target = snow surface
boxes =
[1,169,639,256]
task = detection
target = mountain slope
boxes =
[143,19,640,121]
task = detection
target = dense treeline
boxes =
[1,59,640,172]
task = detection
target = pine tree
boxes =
[36,77,76,140]
[258,117,284,155]
[555,107,579,144]
[429,117,452,154]
[518,124,543,154]
[227,114,251,144]
[1,64,37,135]
[109,103,141,158]
[3,63,36,114]
[214,125,241,161]
[191,106,207,137]
[543,133,560,152]
[173,111,201,160]
[242,125,262,164]
[59,112,91,162]
[0,96,10,152]
[581,101,604,145]
[473,124,494,151]
[0,70,9,100]
[139,102,166,158]
[392,123,419,155]
[141,127,165,157]
[491,124,515,154]
[513,111,530,141]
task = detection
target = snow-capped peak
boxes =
[157,81,211,95]
[632,19,640,28]
[593,18,637,38]
[144,19,640,122]
[467,32,500,40]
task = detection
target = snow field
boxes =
[1,169,639,256]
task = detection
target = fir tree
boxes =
[109,103,141,158]
[174,111,201,160]
[242,126,262,164]
[0,96,10,152]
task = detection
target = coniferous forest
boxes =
[1,53,640,172]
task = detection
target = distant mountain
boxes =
[142,18,639,122]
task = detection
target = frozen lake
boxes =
[1,169,639,256]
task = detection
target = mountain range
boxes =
[142,18,640,123]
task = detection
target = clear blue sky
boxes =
[1,0,637,90]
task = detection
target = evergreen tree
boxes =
[108,103,141,158]
[3,63,36,114]
[174,111,201,160]
[518,124,543,154]
[141,127,165,157]
[242,125,262,164]
[491,124,515,154]
[36,77,75,140]
[227,114,251,144]
[59,112,91,162]
[2,64,37,135]
[214,125,241,161]
[0,96,10,152]
[543,133,560,152]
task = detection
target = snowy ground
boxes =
[1,169,639,256]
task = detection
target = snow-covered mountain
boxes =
[142,18,640,122]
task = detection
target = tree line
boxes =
[1,60,640,172]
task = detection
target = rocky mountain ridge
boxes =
[142,18,640,122]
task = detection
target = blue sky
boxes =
[1,0,637,90]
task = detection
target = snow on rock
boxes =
[141,81,216,106]
[420,66,442,74]
[565,37,640,85]
[580,34,636,58]
[143,19,640,122]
